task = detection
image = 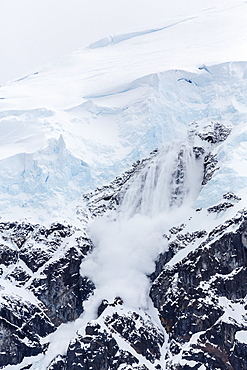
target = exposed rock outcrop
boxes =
[150,216,247,369]
[0,221,94,367]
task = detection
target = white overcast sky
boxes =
[0,0,224,84]
[0,0,164,84]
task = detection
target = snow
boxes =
[95,305,164,370]
[1,62,247,220]
[0,278,39,307]
[218,297,247,326]
[81,213,169,310]
[79,134,207,312]
[235,331,247,344]
[37,316,92,370]
[171,331,206,367]
[1,0,247,368]
[119,140,204,217]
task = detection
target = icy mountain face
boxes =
[151,210,247,370]
[0,118,246,369]
[0,62,247,221]
[0,221,94,367]
[1,1,247,367]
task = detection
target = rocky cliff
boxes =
[0,122,246,369]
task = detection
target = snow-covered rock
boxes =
[1,1,247,368]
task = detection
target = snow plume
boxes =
[119,141,205,218]
[81,140,205,313]
[81,213,168,312]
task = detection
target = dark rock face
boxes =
[30,246,95,325]
[231,340,247,370]
[0,124,246,370]
[202,152,219,185]
[52,323,139,370]
[0,294,54,366]
[0,221,95,367]
[54,311,164,370]
[82,151,158,218]
[223,192,241,202]
[48,355,67,370]
[207,201,234,214]
[197,122,231,144]
[0,222,74,272]
[150,228,207,282]
[150,217,247,369]
[104,311,164,363]
[189,121,231,186]
[0,245,18,266]
[67,329,129,370]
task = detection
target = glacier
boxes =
[1,62,247,221]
